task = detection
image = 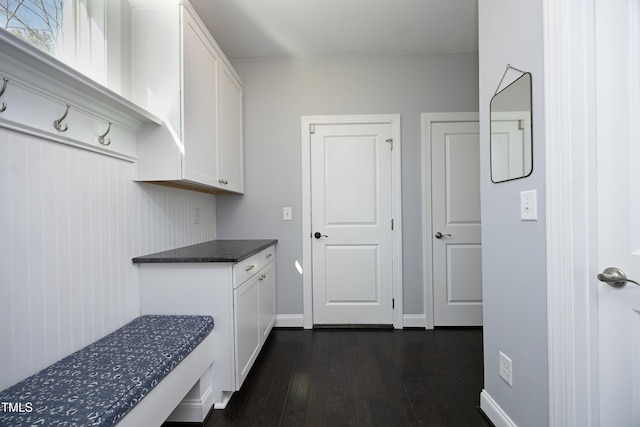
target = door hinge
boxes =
[310,124,316,134]
[392,298,395,309]
[386,138,393,151]
[391,219,394,230]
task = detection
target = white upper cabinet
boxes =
[182,10,220,187]
[218,66,244,193]
[131,0,244,194]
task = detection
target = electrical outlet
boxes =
[499,351,513,386]
[194,207,201,225]
[283,206,292,221]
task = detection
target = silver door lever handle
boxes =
[435,232,452,239]
[597,267,640,288]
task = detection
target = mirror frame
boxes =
[490,72,533,183]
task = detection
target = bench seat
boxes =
[0,315,214,426]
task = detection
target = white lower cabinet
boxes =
[259,262,276,343]
[233,251,276,387]
[232,261,277,386]
[138,245,276,412]
[233,273,261,387]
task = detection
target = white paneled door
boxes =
[431,121,482,326]
[311,123,394,325]
[595,0,640,425]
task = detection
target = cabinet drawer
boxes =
[233,246,275,288]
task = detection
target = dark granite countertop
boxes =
[132,239,277,264]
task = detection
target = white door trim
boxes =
[301,114,403,329]
[543,0,598,425]
[421,112,479,330]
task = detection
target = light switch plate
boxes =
[520,190,538,221]
[283,206,292,221]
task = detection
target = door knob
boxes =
[314,232,328,239]
[435,232,452,239]
[597,267,640,288]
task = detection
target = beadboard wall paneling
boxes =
[137,183,216,256]
[0,128,216,391]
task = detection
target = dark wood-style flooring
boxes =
[167,328,490,427]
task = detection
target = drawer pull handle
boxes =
[244,265,255,272]
[266,254,273,259]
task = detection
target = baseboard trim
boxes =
[213,391,233,410]
[275,314,304,328]
[403,314,426,328]
[480,390,518,427]
[277,314,428,329]
[167,385,214,423]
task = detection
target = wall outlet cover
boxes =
[499,351,513,386]
[283,206,292,221]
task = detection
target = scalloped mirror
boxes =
[490,72,533,183]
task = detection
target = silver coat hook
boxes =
[0,78,8,113]
[98,122,111,146]
[53,104,70,132]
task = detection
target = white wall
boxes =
[0,128,216,391]
[478,0,549,426]
[215,52,479,318]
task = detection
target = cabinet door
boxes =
[182,9,219,186]
[217,66,244,193]
[259,262,276,344]
[233,274,261,388]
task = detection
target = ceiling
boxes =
[189,0,479,60]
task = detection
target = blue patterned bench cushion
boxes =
[0,315,214,427]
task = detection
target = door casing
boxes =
[301,114,403,329]
[543,0,599,426]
